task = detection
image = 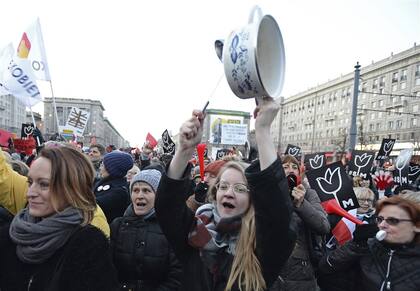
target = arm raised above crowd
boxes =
[254,97,280,171]
[167,110,205,180]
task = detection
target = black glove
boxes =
[194,182,209,204]
[353,224,379,243]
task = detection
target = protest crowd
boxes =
[0,96,419,291]
[0,8,419,291]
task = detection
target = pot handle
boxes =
[248,5,263,24]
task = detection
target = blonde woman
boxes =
[354,187,376,224]
[155,97,296,291]
[0,147,118,290]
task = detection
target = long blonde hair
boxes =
[208,162,266,291]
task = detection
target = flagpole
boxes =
[48,80,61,136]
[28,105,41,146]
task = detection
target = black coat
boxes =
[319,238,420,291]
[110,210,183,291]
[94,176,130,223]
[155,158,296,291]
[0,224,119,291]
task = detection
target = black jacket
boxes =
[319,238,420,291]
[94,176,130,223]
[0,224,119,291]
[110,209,182,291]
[155,158,296,291]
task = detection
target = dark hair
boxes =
[89,144,105,155]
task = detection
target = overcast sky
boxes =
[0,0,419,146]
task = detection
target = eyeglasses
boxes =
[358,198,374,204]
[376,216,413,226]
[216,182,249,195]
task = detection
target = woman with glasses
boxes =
[155,97,296,291]
[354,187,376,224]
[319,195,420,291]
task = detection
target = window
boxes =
[400,69,407,81]
[380,76,385,87]
[361,83,367,92]
[412,118,418,127]
[376,123,381,130]
[392,72,398,83]
[416,64,420,77]
[401,82,406,90]
[417,78,420,86]
[371,101,377,108]
[378,112,383,118]
[371,113,376,120]
[413,105,419,112]
[392,84,398,92]
[379,100,384,107]
[369,124,374,131]
[396,120,403,129]
[388,121,394,129]
[372,79,378,89]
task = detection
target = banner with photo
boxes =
[376,138,395,160]
[209,114,244,144]
[347,150,375,180]
[306,162,359,211]
[304,152,326,171]
[393,149,413,186]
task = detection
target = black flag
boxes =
[161,129,175,155]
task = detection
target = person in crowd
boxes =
[89,144,106,181]
[155,97,296,291]
[319,195,420,291]
[399,190,420,204]
[354,187,376,224]
[10,159,30,177]
[186,159,227,212]
[270,155,330,291]
[0,146,111,237]
[111,169,182,290]
[126,165,140,184]
[95,150,133,223]
[192,166,201,185]
[0,146,118,290]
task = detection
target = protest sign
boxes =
[161,129,175,155]
[347,150,375,179]
[307,162,359,211]
[376,138,395,160]
[304,152,326,171]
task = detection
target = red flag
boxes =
[0,129,13,147]
[146,133,157,148]
[196,143,206,180]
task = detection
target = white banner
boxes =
[221,124,248,145]
[0,43,42,106]
[64,107,90,136]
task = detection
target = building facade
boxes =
[271,44,420,154]
[44,97,129,148]
[0,94,26,135]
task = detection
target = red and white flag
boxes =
[332,209,358,245]
[17,18,51,81]
[146,132,158,149]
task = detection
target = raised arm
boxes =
[155,110,205,262]
[254,97,281,171]
[167,110,205,179]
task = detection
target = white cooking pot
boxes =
[220,6,285,99]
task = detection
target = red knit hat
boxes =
[204,160,226,176]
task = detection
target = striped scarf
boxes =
[188,203,242,273]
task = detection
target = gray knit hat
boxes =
[130,169,162,193]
